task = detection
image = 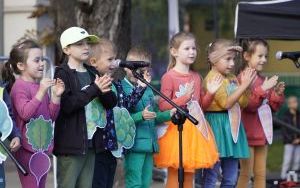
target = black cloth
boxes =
[53,62,117,155]
[236,0,300,40]
[281,110,300,144]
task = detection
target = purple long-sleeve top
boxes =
[10,78,60,153]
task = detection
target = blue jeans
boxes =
[203,158,239,188]
[0,163,5,188]
[92,151,117,188]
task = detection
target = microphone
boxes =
[111,59,150,69]
[275,51,300,61]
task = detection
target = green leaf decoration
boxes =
[26,115,53,151]
[0,99,13,162]
[111,107,136,158]
[0,99,13,142]
[0,145,7,164]
[85,98,107,139]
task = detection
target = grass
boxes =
[267,140,284,172]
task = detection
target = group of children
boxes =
[0,26,286,188]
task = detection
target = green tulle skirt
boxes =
[205,112,250,159]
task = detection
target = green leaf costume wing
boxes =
[0,99,13,163]
[85,98,107,139]
[111,107,136,158]
[25,115,53,151]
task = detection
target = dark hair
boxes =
[1,39,41,92]
[238,38,269,72]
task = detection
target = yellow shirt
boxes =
[204,70,249,111]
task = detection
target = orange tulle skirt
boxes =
[154,120,219,172]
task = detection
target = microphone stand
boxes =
[132,70,198,188]
[0,137,28,176]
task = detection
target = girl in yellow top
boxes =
[202,39,256,188]
[154,32,222,188]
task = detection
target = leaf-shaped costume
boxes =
[85,98,107,139]
[111,107,135,158]
[26,115,53,187]
[0,88,13,163]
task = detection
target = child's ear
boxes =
[62,47,70,56]
[243,52,251,62]
[16,62,25,71]
[170,47,178,57]
[89,57,97,67]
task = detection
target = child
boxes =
[281,96,300,180]
[236,38,285,188]
[1,39,65,188]
[53,27,117,188]
[88,39,149,188]
[122,46,176,188]
[154,32,222,188]
[202,39,256,188]
[0,82,21,188]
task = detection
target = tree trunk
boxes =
[49,0,131,64]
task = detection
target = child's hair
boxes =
[239,38,269,71]
[1,39,41,92]
[167,32,196,71]
[90,38,116,60]
[126,46,152,64]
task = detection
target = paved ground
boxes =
[4,158,164,188]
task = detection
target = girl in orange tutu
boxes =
[154,32,223,188]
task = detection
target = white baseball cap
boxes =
[60,27,99,49]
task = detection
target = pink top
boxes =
[159,69,214,111]
[10,78,60,153]
[240,74,284,146]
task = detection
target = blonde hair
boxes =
[206,39,239,68]
[90,38,116,60]
[167,32,196,71]
[126,46,152,64]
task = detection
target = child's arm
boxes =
[159,74,191,111]
[11,82,44,121]
[201,74,223,110]
[94,74,117,109]
[224,69,256,109]
[131,105,156,124]
[243,76,278,112]
[114,80,146,109]
[54,68,105,114]
[268,82,285,111]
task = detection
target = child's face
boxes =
[125,56,151,84]
[213,52,235,75]
[288,97,298,111]
[244,44,268,72]
[19,48,44,81]
[64,39,91,62]
[92,46,116,75]
[172,39,197,66]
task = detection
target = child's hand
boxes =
[39,78,55,93]
[95,74,113,93]
[170,108,177,117]
[185,81,195,101]
[261,75,278,91]
[36,78,55,101]
[274,81,285,96]
[206,73,223,94]
[52,78,65,98]
[240,68,256,88]
[10,137,21,152]
[137,70,152,88]
[142,105,156,120]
